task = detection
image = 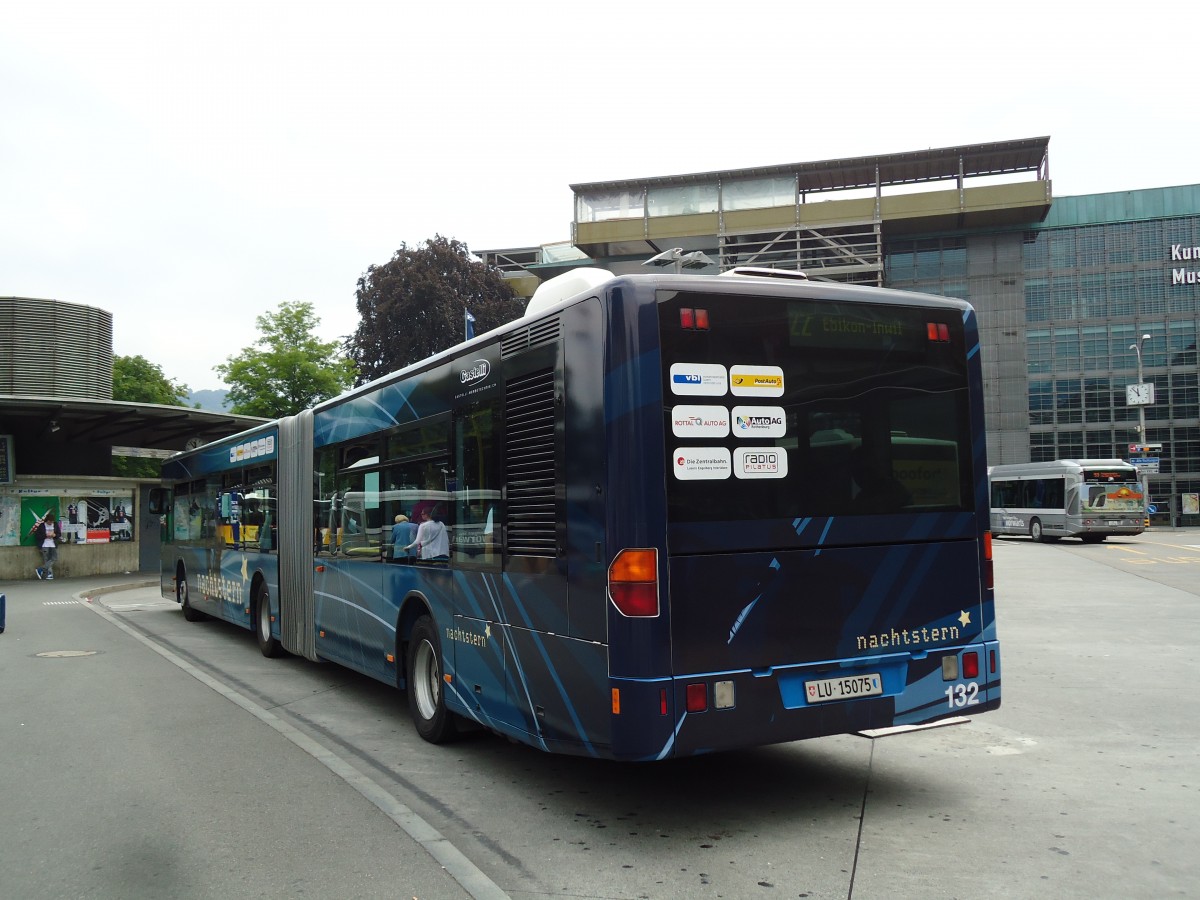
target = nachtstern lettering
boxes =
[196,572,245,604]
[445,626,489,648]
[855,624,960,651]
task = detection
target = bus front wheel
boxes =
[254,582,282,658]
[407,615,457,743]
[1030,518,1045,543]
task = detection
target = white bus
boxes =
[989,459,1146,543]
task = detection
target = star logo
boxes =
[958,610,971,628]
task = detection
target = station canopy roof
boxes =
[0,395,266,452]
[570,136,1052,195]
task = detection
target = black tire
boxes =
[1080,534,1106,543]
[254,581,282,658]
[1030,518,1045,543]
[407,615,457,743]
[179,571,205,622]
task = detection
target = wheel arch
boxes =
[250,569,269,609]
[395,591,435,688]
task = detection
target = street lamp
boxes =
[1128,333,1154,523]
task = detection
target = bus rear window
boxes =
[659,289,975,524]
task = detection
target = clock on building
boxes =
[1126,383,1155,406]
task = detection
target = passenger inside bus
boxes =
[390,514,418,563]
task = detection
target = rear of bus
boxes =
[605,273,999,759]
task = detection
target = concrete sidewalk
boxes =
[0,575,475,899]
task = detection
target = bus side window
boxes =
[314,447,338,556]
[454,400,501,570]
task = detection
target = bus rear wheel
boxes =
[179,572,205,622]
[254,582,282,658]
[407,615,457,743]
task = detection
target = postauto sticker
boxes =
[670,363,728,397]
[731,406,786,439]
[734,446,788,479]
[730,365,784,397]
[672,447,732,480]
[672,405,731,438]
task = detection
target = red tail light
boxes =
[608,548,659,617]
[962,651,980,679]
[983,531,994,591]
[686,683,707,713]
[679,308,695,329]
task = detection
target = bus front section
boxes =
[606,276,1000,759]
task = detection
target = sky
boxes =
[2,1,1195,391]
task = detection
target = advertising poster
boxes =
[110,496,133,541]
[62,499,88,544]
[19,497,60,547]
[0,494,20,546]
[86,496,112,543]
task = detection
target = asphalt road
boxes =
[1,529,1197,899]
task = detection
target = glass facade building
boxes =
[885,186,1200,521]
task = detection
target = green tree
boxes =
[347,235,522,384]
[111,355,190,477]
[215,301,356,419]
[113,354,190,406]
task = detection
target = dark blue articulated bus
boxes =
[156,267,1000,760]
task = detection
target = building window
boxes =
[1055,379,1082,425]
[1026,278,1050,322]
[1027,330,1052,374]
[1109,272,1135,317]
[1029,380,1053,425]
[1081,326,1109,371]
[1058,431,1084,458]
[1030,431,1055,462]
[1084,377,1111,424]
[1053,328,1080,373]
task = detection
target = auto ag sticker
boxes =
[731,406,786,438]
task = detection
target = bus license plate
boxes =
[806,673,883,703]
